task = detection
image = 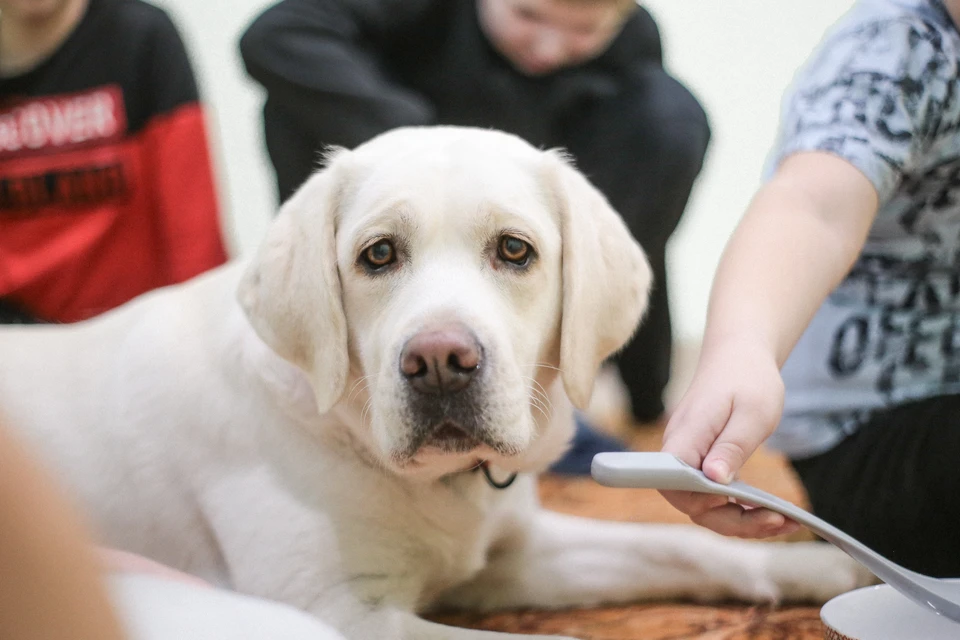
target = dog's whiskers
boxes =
[524,375,552,404]
[529,377,550,401]
[360,397,375,429]
[346,375,373,404]
[530,362,565,375]
[522,376,552,421]
[529,400,549,422]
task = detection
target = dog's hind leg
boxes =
[434,510,871,611]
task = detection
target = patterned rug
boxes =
[429,422,830,640]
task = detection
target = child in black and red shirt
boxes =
[0,0,229,324]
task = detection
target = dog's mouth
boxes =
[395,416,518,465]
[391,394,526,468]
[420,420,483,453]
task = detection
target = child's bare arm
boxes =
[660,151,879,538]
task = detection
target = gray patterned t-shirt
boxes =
[766,0,960,458]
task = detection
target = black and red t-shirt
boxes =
[0,0,228,323]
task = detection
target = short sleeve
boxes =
[773,17,956,204]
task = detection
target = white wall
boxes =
[645,0,856,341]
[151,0,277,255]
[156,0,856,341]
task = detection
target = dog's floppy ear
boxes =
[238,151,350,413]
[546,151,652,409]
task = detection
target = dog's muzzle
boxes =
[399,323,491,453]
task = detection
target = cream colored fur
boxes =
[0,127,869,640]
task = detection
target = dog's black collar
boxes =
[477,461,518,490]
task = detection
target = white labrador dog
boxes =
[0,127,868,640]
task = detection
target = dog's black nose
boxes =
[400,325,481,394]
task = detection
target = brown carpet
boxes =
[430,422,829,639]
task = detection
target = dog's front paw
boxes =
[763,542,877,603]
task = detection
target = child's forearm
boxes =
[661,154,881,535]
[702,152,879,365]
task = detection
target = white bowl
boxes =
[821,581,960,639]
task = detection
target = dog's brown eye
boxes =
[361,240,396,270]
[497,236,532,266]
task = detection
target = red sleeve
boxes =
[143,102,229,284]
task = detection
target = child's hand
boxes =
[659,337,800,538]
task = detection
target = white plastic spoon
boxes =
[591,451,960,624]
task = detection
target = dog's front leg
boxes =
[436,510,871,611]
[200,472,578,640]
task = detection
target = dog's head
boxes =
[239,127,650,478]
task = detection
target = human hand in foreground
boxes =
[659,337,800,539]
[658,152,879,539]
[0,416,127,640]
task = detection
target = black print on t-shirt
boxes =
[828,157,960,400]
[0,163,128,213]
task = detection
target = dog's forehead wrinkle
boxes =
[479,201,559,245]
[344,206,418,249]
[346,162,553,251]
